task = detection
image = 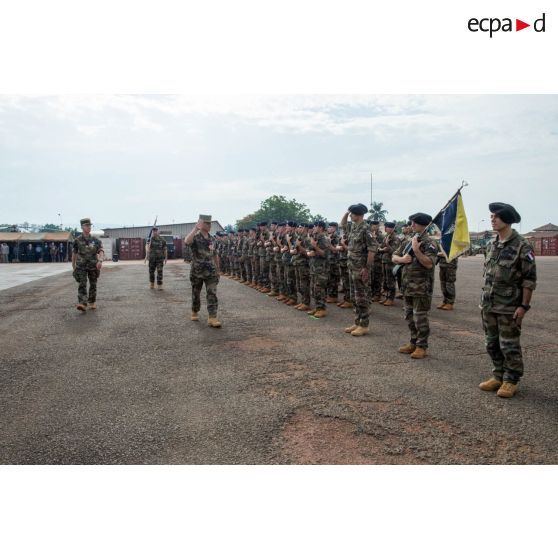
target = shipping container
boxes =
[117,237,145,260]
[99,237,115,261]
[173,238,183,259]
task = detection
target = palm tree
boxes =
[369,201,388,221]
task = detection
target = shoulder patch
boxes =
[525,250,535,262]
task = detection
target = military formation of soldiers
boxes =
[72,201,536,399]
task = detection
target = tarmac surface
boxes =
[1,256,557,464]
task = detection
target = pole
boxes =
[370,172,373,209]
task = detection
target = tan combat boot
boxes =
[298,304,311,311]
[286,299,297,306]
[383,299,394,306]
[436,302,446,309]
[150,282,155,289]
[276,294,286,301]
[191,311,199,321]
[267,291,278,297]
[325,296,337,303]
[479,378,502,391]
[313,309,327,318]
[88,302,97,310]
[344,324,358,333]
[351,326,369,336]
[157,283,163,290]
[442,303,454,311]
[76,303,87,312]
[307,308,317,315]
[208,316,222,328]
[410,347,427,359]
[398,343,416,354]
[371,296,382,303]
[497,382,518,398]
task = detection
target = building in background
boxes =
[524,223,558,256]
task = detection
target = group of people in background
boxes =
[0,241,69,263]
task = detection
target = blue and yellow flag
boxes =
[432,192,470,262]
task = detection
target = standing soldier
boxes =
[336,227,352,309]
[184,215,222,328]
[341,204,378,336]
[479,203,536,398]
[72,217,104,312]
[392,213,437,359]
[368,220,384,302]
[307,221,331,318]
[145,227,168,289]
[436,244,458,310]
[293,224,312,311]
[396,221,412,299]
[378,222,400,306]
[326,222,341,303]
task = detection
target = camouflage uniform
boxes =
[347,221,378,327]
[437,252,458,305]
[293,231,311,306]
[380,231,400,300]
[480,230,536,384]
[370,229,384,300]
[327,230,340,299]
[282,231,297,302]
[190,231,219,316]
[309,231,331,310]
[338,232,351,303]
[258,230,270,288]
[394,231,437,348]
[147,236,167,285]
[73,234,103,305]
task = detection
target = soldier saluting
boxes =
[184,215,222,328]
[479,203,536,398]
[72,218,104,312]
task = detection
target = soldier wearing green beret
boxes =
[72,218,104,312]
[478,203,536,399]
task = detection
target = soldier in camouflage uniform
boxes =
[378,222,400,306]
[341,204,378,336]
[479,203,536,399]
[336,227,352,308]
[146,227,168,289]
[436,242,458,310]
[280,221,297,305]
[395,221,412,299]
[393,213,438,359]
[368,220,384,302]
[306,221,332,318]
[184,214,222,328]
[257,222,270,292]
[266,222,278,295]
[72,217,104,312]
[293,224,312,311]
[326,222,340,303]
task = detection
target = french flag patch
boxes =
[526,251,535,262]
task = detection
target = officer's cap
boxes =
[328,222,338,227]
[384,222,396,229]
[80,218,92,226]
[409,213,432,226]
[348,203,368,216]
[199,214,212,223]
[488,202,521,224]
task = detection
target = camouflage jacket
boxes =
[372,230,385,262]
[73,234,103,269]
[147,236,167,260]
[395,230,437,296]
[480,229,536,314]
[346,221,378,270]
[380,231,400,263]
[190,231,218,275]
[328,232,340,263]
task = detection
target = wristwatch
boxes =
[520,304,531,311]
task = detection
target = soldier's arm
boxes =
[366,233,377,268]
[71,240,78,269]
[340,211,349,228]
[184,225,199,246]
[414,241,436,270]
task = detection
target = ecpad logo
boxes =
[468,13,546,37]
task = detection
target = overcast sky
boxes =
[0,95,556,233]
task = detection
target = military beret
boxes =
[271,221,278,225]
[328,222,338,227]
[287,221,297,227]
[406,220,412,226]
[250,227,257,231]
[409,213,432,226]
[151,226,159,231]
[348,203,368,216]
[368,219,379,225]
[277,222,286,226]
[384,222,396,229]
[199,214,212,223]
[80,218,92,226]
[308,224,315,229]
[300,223,309,228]
[489,202,521,224]
[314,221,326,228]
[258,221,268,226]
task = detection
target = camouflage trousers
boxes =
[312,262,329,310]
[191,272,219,316]
[221,255,229,274]
[294,265,311,305]
[251,257,260,284]
[283,264,297,300]
[439,266,457,304]
[327,262,340,298]
[339,262,351,302]
[269,259,280,292]
[382,261,397,300]
[244,258,253,283]
[148,258,164,285]
[74,267,99,304]
[396,266,403,294]
[404,295,432,348]
[350,268,370,326]
[370,259,383,298]
[481,310,523,384]
[259,256,270,287]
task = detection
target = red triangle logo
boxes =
[516,19,530,31]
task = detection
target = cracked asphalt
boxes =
[0,256,557,464]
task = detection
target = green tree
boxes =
[39,223,62,232]
[369,201,388,222]
[236,196,314,229]
[223,224,236,233]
